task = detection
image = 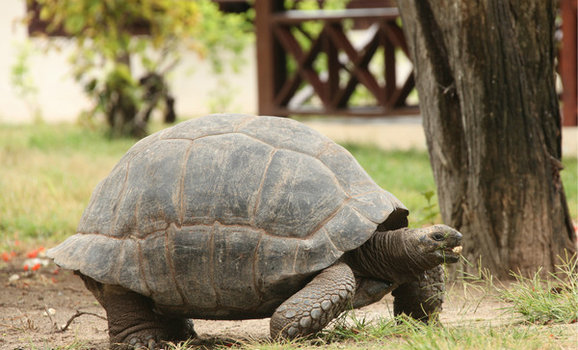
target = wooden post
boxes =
[255,1,286,116]
[560,0,577,126]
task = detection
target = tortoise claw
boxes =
[122,334,162,350]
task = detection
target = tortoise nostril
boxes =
[455,232,463,242]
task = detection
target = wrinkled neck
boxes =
[345,229,435,284]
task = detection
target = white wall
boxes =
[0,0,258,123]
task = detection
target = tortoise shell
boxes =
[48,114,407,318]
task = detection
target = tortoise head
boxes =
[408,224,463,265]
[344,224,463,284]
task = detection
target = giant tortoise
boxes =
[48,114,463,349]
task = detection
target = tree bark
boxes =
[397,0,576,278]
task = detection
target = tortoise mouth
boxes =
[437,245,462,263]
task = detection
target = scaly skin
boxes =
[78,273,196,350]
[392,265,445,322]
[270,262,356,339]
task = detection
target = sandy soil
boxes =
[5,256,570,350]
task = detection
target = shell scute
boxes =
[254,149,347,238]
[168,225,217,308]
[181,133,273,227]
[238,116,329,156]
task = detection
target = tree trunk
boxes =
[397,0,576,278]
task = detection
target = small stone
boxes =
[299,316,312,328]
[321,300,332,311]
[310,308,322,320]
[8,274,20,283]
[43,308,56,316]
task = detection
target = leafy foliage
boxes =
[10,42,41,121]
[31,0,252,137]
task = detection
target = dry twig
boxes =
[44,307,106,332]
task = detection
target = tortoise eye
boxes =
[432,233,445,241]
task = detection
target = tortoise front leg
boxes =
[270,262,356,339]
[351,278,394,309]
[78,273,196,349]
[391,265,445,323]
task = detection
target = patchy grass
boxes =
[563,156,578,219]
[163,318,574,350]
[0,123,134,246]
[312,316,572,350]
[499,252,578,325]
[343,144,441,226]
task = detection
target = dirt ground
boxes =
[0,258,576,350]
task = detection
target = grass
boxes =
[344,144,441,226]
[0,123,134,246]
[162,317,576,350]
[309,316,572,350]
[499,252,578,325]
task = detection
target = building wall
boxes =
[0,0,258,123]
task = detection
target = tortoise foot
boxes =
[114,332,162,350]
[111,319,197,350]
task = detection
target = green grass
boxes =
[343,144,440,226]
[309,315,572,350]
[563,156,578,219]
[162,317,575,350]
[499,252,578,325]
[0,123,134,245]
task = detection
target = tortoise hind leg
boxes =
[78,273,196,349]
[391,265,445,323]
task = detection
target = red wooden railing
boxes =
[255,2,418,117]
[255,1,577,125]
